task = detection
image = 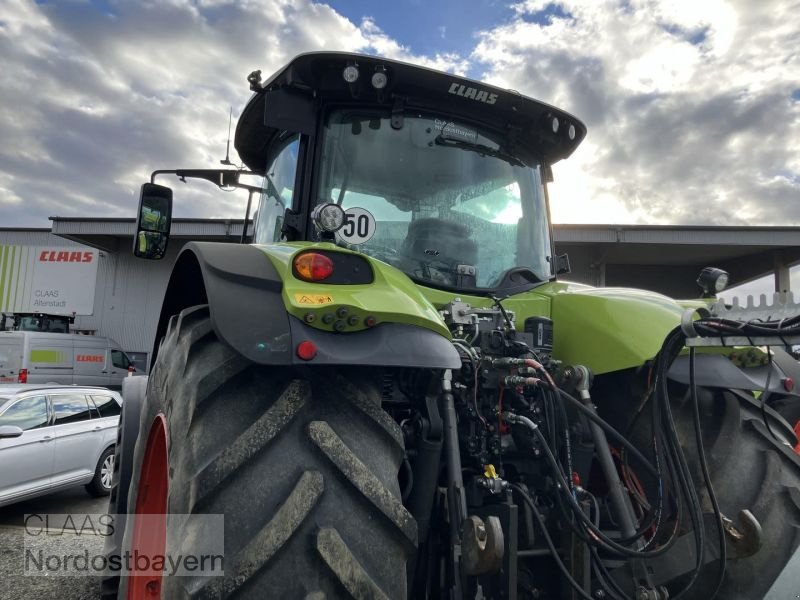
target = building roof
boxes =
[34,218,800,298]
[49,217,251,253]
[553,224,800,296]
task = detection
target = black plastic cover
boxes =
[235,52,587,174]
[668,353,794,395]
[153,242,293,366]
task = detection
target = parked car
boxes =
[0,331,135,388]
[0,384,121,507]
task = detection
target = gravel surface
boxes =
[0,489,109,600]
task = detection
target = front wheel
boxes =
[86,446,114,497]
[121,305,417,599]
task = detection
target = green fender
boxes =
[536,281,684,375]
[255,242,451,338]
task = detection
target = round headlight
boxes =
[342,65,360,84]
[312,203,346,232]
[568,124,576,140]
[371,71,388,89]
[551,116,560,133]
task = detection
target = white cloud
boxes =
[472,0,800,225]
[0,0,420,226]
[0,0,796,231]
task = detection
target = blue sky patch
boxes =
[327,0,516,59]
[519,2,574,25]
[791,89,800,102]
[661,22,708,46]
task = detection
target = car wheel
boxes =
[86,446,115,497]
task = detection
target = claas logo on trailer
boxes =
[38,250,94,263]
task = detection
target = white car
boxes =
[0,384,121,507]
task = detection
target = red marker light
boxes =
[294,253,334,281]
[784,377,794,392]
[296,341,317,361]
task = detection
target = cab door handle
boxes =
[39,436,52,443]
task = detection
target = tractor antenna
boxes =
[220,106,235,166]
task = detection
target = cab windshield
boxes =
[314,110,553,291]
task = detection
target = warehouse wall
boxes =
[75,242,184,362]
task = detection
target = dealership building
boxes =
[2,217,799,372]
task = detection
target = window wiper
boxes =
[434,135,524,167]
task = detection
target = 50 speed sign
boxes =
[337,207,376,245]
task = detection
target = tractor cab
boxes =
[136,52,584,295]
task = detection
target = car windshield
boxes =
[314,111,553,290]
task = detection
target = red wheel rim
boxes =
[128,414,168,599]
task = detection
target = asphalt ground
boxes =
[0,488,108,600]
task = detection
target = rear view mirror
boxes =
[0,425,24,439]
[134,183,173,260]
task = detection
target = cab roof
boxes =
[235,52,586,174]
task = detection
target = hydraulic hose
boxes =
[504,412,680,559]
[689,348,727,597]
[556,389,659,478]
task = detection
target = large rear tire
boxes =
[673,387,800,599]
[121,305,416,599]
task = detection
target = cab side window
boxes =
[52,394,93,425]
[91,395,121,418]
[111,350,130,369]
[254,134,300,244]
[0,396,48,430]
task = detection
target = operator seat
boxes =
[400,218,478,267]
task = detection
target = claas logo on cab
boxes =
[39,250,94,263]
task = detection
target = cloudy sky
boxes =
[0,0,797,234]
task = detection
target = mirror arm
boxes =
[150,169,261,195]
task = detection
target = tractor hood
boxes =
[235,52,586,174]
[537,281,684,374]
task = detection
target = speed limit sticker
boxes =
[337,207,376,245]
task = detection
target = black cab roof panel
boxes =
[235,52,586,173]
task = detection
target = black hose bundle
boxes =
[509,324,728,599]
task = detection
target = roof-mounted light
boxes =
[342,64,360,83]
[371,68,388,90]
[568,123,576,140]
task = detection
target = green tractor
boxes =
[104,52,800,599]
